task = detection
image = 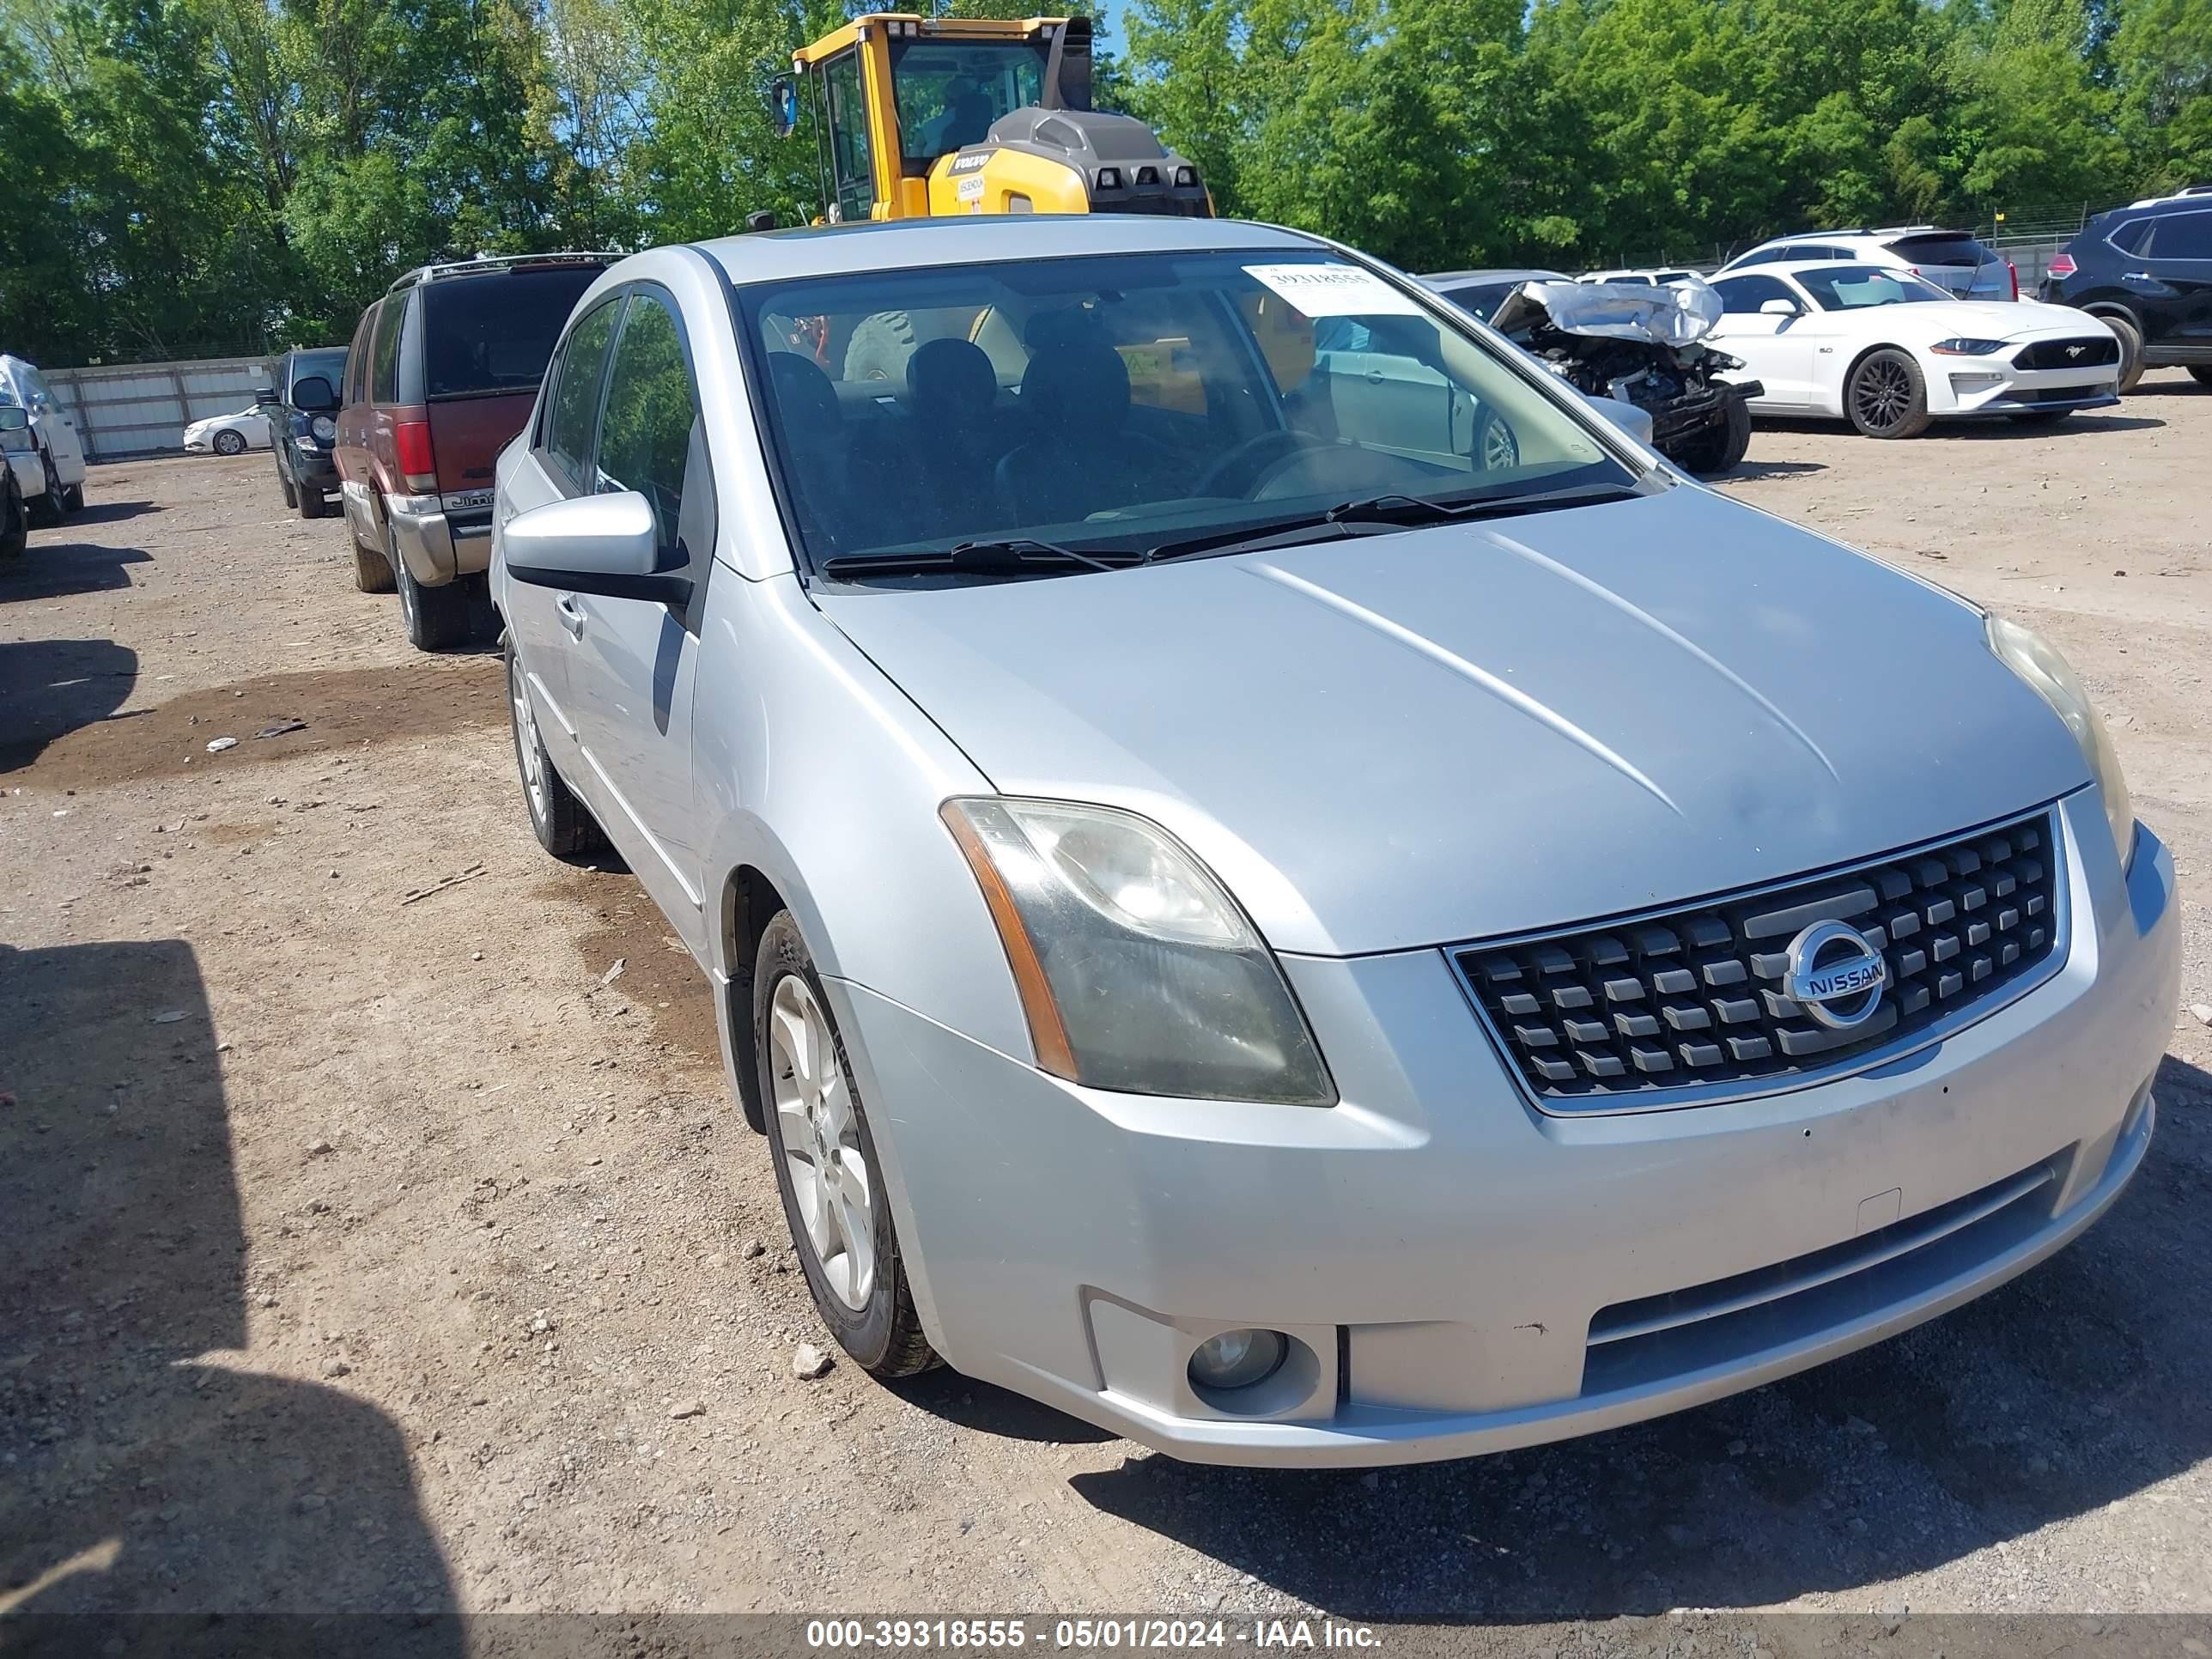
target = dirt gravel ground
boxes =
[4,380,2211,1647]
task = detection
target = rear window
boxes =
[421,266,605,399]
[1434,281,1518,319]
[1883,233,1992,268]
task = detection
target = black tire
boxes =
[2097,313,2145,394]
[0,469,25,558]
[1844,348,1932,439]
[755,910,938,1379]
[213,428,246,456]
[299,483,328,520]
[1671,393,1753,476]
[2007,408,2075,427]
[351,531,396,592]
[2189,366,2212,388]
[27,453,64,527]
[391,524,474,650]
[277,459,298,509]
[506,637,605,857]
[842,310,919,384]
[62,481,83,513]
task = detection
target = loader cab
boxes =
[779,14,1206,222]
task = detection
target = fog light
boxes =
[1188,1328,1287,1391]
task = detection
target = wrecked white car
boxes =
[1488,278,1760,475]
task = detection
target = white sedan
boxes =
[1706,261,2119,438]
[182,406,271,456]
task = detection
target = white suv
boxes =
[1721,227,2016,302]
[0,355,87,523]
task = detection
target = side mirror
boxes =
[255,387,280,406]
[769,77,799,140]
[503,491,692,606]
[291,375,337,411]
[0,405,27,432]
[1583,394,1656,448]
[1759,297,1800,317]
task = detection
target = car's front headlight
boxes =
[309,414,337,441]
[941,798,1334,1105]
[1986,614,2135,871]
[1930,337,2010,356]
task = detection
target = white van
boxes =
[0,355,87,523]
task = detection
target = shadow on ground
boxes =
[0,939,459,1655]
[1058,1055,2212,1620]
[0,639,137,775]
[0,542,150,605]
[65,501,160,528]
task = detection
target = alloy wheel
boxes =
[511,667,550,824]
[769,973,876,1312]
[1852,357,1913,432]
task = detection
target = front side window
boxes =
[738,250,1638,574]
[1794,264,1954,310]
[1713,274,1796,314]
[823,52,877,222]
[543,296,623,489]
[889,39,1048,163]
[593,293,698,556]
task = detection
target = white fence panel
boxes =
[46,355,281,460]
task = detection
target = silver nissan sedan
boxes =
[489,214,2179,1468]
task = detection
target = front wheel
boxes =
[1671,394,1753,475]
[755,911,937,1378]
[27,453,64,527]
[277,459,298,509]
[1844,349,1932,439]
[299,483,328,520]
[0,469,25,558]
[2100,313,2145,394]
[213,428,246,456]
[2189,366,2212,388]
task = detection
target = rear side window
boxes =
[543,296,623,489]
[369,301,404,403]
[593,293,700,556]
[1883,233,1991,268]
[421,267,604,399]
[2151,211,2212,258]
[2109,218,2152,254]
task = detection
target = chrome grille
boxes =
[1454,809,2064,1110]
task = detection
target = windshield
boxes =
[422,266,603,399]
[889,40,1049,162]
[738,250,1636,576]
[1796,264,1955,310]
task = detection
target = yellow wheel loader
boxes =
[770,15,1210,223]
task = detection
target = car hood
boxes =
[816,485,2089,957]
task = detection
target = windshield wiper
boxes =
[1142,482,1647,565]
[1322,482,1649,528]
[819,538,1141,580]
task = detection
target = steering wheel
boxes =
[1193,428,1330,499]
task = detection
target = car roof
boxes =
[700,215,1322,284]
[1727,259,1917,282]
[1419,268,1569,285]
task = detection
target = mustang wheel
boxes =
[1845,349,1931,440]
[755,912,936,1377]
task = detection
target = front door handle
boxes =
[555,594,586,638]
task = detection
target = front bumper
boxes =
[1935,359,2119,416]
[827,792,2178,1467]
[287,439,339,488]
[384,493,492,586]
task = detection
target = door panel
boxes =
[559,289,714,951]
[2142,211,2212,352]
[1711,276,1818,406]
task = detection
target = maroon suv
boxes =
[335,253,612,649]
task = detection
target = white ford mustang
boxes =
[1706,261,2120,438]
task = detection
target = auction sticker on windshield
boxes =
[1243,263,1425,318]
